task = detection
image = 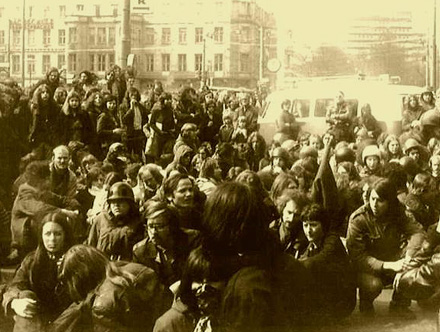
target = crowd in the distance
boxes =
[2,64,440,332]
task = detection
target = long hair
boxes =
[61,90,81,115]
[202,182,268,256]
[59,244,134,302]
[30,212,74,297]
[369,178,400,214]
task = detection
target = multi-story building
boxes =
[0,0,276,90]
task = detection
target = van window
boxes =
[315,99,334,117]
[315,98,359,117]
[293,99,310,118]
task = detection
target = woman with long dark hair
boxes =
[2,212,74,331]
[52,244,166,332]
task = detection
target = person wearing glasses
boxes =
[133,201,200,289]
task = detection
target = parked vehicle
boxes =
[258,80,424,143]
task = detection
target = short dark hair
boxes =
[163,173,194,198]
[300,203,328,231]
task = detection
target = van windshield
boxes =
[315,98,359,118]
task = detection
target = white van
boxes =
[258,80,424,143]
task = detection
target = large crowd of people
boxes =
[1,65,440,331]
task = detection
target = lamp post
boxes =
[21,0,25,87]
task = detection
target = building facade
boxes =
[0,0,277,90]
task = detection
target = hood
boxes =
[173,144,193,165]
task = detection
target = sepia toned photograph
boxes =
[0,0,439,331]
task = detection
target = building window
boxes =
[97,54,106,71]
[69,28,77,44]
[27,55,35,74]
[242,27,250,43]
[68,54,77,72]
[28,30,35,45]
[42,55,50,74]
[76,4,84,11]
[179,28,187,44]
[13,30,20,45]
[145,54,154,72]
[89,28,95,45]
[43,6,50,18]
[0,7,4,18]
[89,54,95,71]
[109,53,115,66]
[161,28,170,45]
[240,53,249,72]
[195,54,202,71]
[214,54,223,71]
[145,28,154,45]
[95,5,101,17]
[112,4,118,16]
[0,31,4,45]
[12,55,20,73]
[43,30,51,44]
[58,29,66,46]
[97,28,106,44]
[59,5,66,17]
[178,54,187,72]
[0,55,5,62]
[195,27,203,43]
[58,54,65,68]
[28,6,33,18]
[214,27,223,43]
[108,27,115,45]
[162,54,170,71]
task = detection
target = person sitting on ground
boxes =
[133,201,200,289]
[51,244,167,332]
[3,212,74,332]
[87,181,143,261]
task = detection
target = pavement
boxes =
[0,265,437,332]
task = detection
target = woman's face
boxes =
[42,222,65,254]
[106,100,117,111]
[409,97,417,107]
[369,189,389,217]
[388,140,399,155]
[365,156,379,171]
[94,94,104,107]
[303,220,324,243]
[69,97,80,109]
[310,138,320,150]
[110,200,131,217]
[41,89,50,102]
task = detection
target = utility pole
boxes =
[259,26,264,82]
[430,0,437,90]
[21,0,25,87]
[119,0,131,69]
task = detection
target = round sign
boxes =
[267,58,281,73]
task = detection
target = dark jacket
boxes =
[2,250,71,326]
[299,233,356,321]
[132,229,200,287]
[51,262,168,332]
[87,210,143,261]
[346,204,424,274]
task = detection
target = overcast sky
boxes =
[257,0,431,45]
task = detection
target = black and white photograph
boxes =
[0,0,439,331]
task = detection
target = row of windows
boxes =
[146,27,224,45]
[8,52,251,75]
[0,27,116,47]
[143,53,224,72]
[10,54,66,74]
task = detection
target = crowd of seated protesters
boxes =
[3,70,440,331]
